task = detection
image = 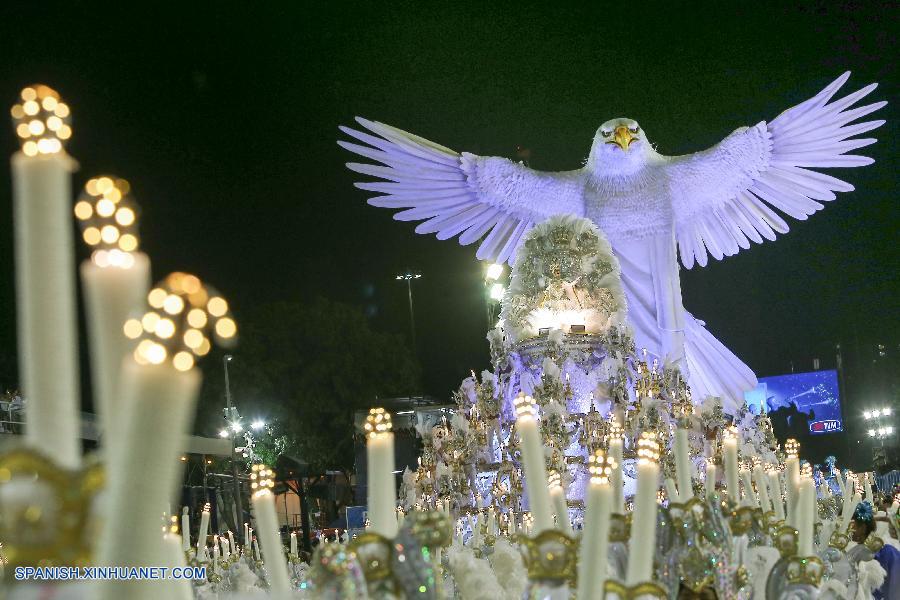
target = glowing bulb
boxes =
[118,234,138,252]
[148,288,167,308]
[163,294,185,315]
[100,224,120,243]
[82,227,101,246]
[489,283,505,301]
[145,342,166,365]
[74,201,93,220]
[115,207,135,226]
[155,318,176,339]
[187,309,207,328]
[208,297,228,317]
[123,319,143,339]
[96,199,115,217]
[215,317,237,339]
[219,429,229,438]
[251,420,265,431]
[184,328,204,349]
[173,351,194,372]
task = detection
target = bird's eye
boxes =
[629,126,640,134]
[601,130,611,138]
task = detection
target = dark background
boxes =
[0,2,896,466]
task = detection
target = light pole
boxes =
[396,270,421,351]
[223,354,245,543]
[864,406,894,471]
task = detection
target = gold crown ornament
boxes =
[0,449,103,575]
[346,532,394,583]
[520,529,578,583]
[785,555,825,587]
[774,525,799,558]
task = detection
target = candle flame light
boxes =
[124,272,236,371]
[723,424,739,442]
[203,502,211,513]
[800,462,812,480]
[607,417,624,442]
[250,463,275,497]
[75,176,140,267]
[785,438,800,459]
[548,469,562,491]
[10,84,72,156]
[364,407,393,438]
[513,392,537,420]
[636,431,661,465]
[588,448,616,485]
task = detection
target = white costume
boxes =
[339,72,884,412]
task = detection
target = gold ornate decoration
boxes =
[864,533,885,553]
[774,525,799,558]
[785,556,825,586]
[406,510,452,548]
[603,579,668,599]
[828,530,850,551]
[0,448,103,573]
[347,532,394,582]
[520,529,577,583]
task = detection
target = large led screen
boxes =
[744,369,842,434]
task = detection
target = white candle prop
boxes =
[753,465,771,513]
[722,426,740,504]
[227,530,235,554]
[220,535,229,559]
[198,503,211,556]
[577,449,615,600]
[548,471,571,533]
[253,538,261,562]
[705,459,717,499]
[486,506,497,536]
[797,469,816,556]
[608,420,625,513]
[514,394,555,533]
[626,431,661,584]
[76,176,150,450]
[181,507,191,551]
[863,472,874,502]
[364,408,398,538]
[673,427,693,502]
[784,439,801,526]
[213,534,220,562]
[244,522,250,548]
[162,532,194,600]
[767,468,785,521]
[251,464,292,599]
[664,478,679,504]
[10,85,81,468]
[97,275,236,600]
[290,531,298,557]
[740,466,758,507]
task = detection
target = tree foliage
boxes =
[198,298,419,474]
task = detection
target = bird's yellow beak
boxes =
[610,125,635,151]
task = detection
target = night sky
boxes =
[0,3,897,417]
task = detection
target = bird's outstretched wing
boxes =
[339,118,585,263]
[665,72,886,268]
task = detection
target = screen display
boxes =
[744,369,842,434]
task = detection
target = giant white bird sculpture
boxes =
[339,73,885,412]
